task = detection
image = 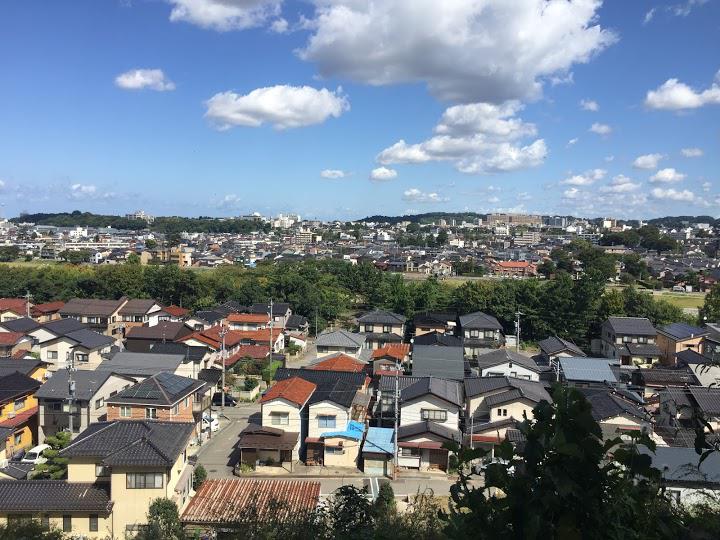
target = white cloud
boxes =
[320,169,348,179]
[269,17,288,33]
[167,0,281,31]
[632,153,664,170]
[216,193,243,209]
[643,7,656,24]
[703,181,712,192]
[672,0,709,17]
[651,187,696,202]
[517,192,531,201]
[402,188,448,203]
[567,137,579,147]
[589,122,611,135]
[115,69,175,91]
[563,187,581,199]
[370,167,398,181]
[204,85,349,130]
[298,0,617,103]
[377,101,546,174]
[580,99,599,111]
[0,179,5,190]
[560,168,606,186]
[487,195,500,204]
[650,167,686,183]
[604,155,615,162]
[600,174,640,193]
[67,184,117,200]
[645,70,720,110]
[681,147,703,157]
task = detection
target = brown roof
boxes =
[371,344,410,361]
[236,424,299,450]
[260,377,316,407]
[227,313,270,324]
[163,305,189,318]
[181,478,320,525]
[0,332,28,346]
[60,298,126,317]
[224,345,270,366]
[310,354,366,373]
[118,299,159,316]
[125,322,189,341]
[31,301,65,316]
[0,299,28,315]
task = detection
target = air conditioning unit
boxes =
[7,412,16,419]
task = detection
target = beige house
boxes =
[656,323,709,366]
[357,310,406,350]
[59,298,129,338]
[38,328,114,371]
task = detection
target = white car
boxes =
[22,444,51,465]
[202,414,219,433]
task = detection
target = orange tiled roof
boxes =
[163,305,189,317]
[371,343,410,361]
[227,313,270,324]
[261,377,316,407]
[225,345,270,366]
[0,299,28,314]
[31,301,65,315]
[0,332,27,346]
[494,260,535,269]
[310,354,366,373]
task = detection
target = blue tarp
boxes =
[362,427,395,455]
[321,420,365,441]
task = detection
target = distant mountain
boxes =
[359,212,486,225]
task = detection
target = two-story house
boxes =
[370,344,410,376]
[580,388,651,441]
[536,336,586,365]
[59,298,128,338]
[249,302,292,328]
[412,345,465,380]
[0,332,33,358]
[226,313,270,331]
[0,372,41,464]
[60,419,196,536]
[412,312,457,336]
[357,310,406,349]
[397,377,463,472]
[476,349,548,381]
[657,322,709,366]
[39,328,114,372]
[30,301,65,323]
[600,317,660,367]
[124,321,193,353]
[35,370,136,442]
[458,312,504,357]
[0,357,48,382]
[116,299,164,335]
[315,329,366,358]
[0,298,30,321]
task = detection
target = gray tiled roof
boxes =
[0,358,44,378]
[659,322,709,341]
[476,349,545,372]
[397,421,461,442]
[0,317,40,333]
[61,420,194,467]
[357,310,406,325]
[459,311,503,331]
[605,317,656,336]
[640,446,720,485]
[96,351,184,377]
[537,336,585,357]
[379,375,430,394]
[316,329,366,349]
[118,299,159,316]
[464,376,551,404]
[64,329,114,350]
[0,480,112,513]
[36,370,116,401]
[108,372,204,406]
[559,357,618,383]
[412,331,462,347]
[125,321,187,340]
[37,317,87,337]
[0,372,40,403]
[274,368,365,408]
[401,377,463,407]
[620,343,661,357]
[580,389,649,422]
[412,345,465,380]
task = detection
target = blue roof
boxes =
[362,427,395,455]
[559,357,617,383]
[321,420,366,441]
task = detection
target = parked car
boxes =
[202,414,219,432]
[21,444,51,465]
[212,392,237,407]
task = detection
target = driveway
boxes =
[196,402,260,479]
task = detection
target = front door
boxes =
[428,449,447,471]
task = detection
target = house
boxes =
[370,344,410,375]
[0,372,41,464]
[580,388,650,441]
[0,357,48,381]
[237,376,316,465]
[39,328,115,371]
[476,349,547,381]
[675,349,719,387]
[157,304,189,322]
[464,376,550,449]
[640,446,720,505]
[632,366,700,397]
[30,301,65,323]
[0,332,33,358]
[59,298,129,338]
[362,427,395,477]
[357,310,406,349]
[317,420,365,469]
[412,312,457,337]
[182,479,320,535]
[600,317,657,365]
[227,313,270,331]
[315,329,366,358]
[0,316,40,334]
[95,351,190,379]
[60,419,195,536]
[35,370,136,442]
[487,260,537,277]
[124,321,193,353]
[702,322,720,359]
[658,386,720,433]
[273,368,368,466]
[412,330,462,347]
[657,323,709,366]
[117,299,164,334]
[224,345,271,371]
[148,342,209,375]
[250,302,292,327]
[184,311,224,332]
[106,373,207,436]
[0,298,30,321]
[396,377,463,472]
[0,480,113,537]
[308,353,368,373]
[458,312,504,357]
[27,318,88,357]
[537,336,586,365]
[558,357,619,386]
[412,345,465,380]
[285,314,310,334]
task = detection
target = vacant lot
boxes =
[652,291,705,310]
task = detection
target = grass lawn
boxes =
[654,292,705,309]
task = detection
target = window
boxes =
[14,398,26,411]
[95,464,110,477]
[47,351,58,360]
[470,330,480,338]
[401,447,420,457]
[638,336,648,344]
[89,515,99,532]
[318,415,336,428]
[271,412,289,426]
[110,390,117,397]
[171,404,179,415]
[421,409,448,422]
[382,325,392,333]
[622,336,631,343]
[51,402,62,411]
[63,515,71,533]
[667,489,681,504]
[120,405,131,418]
[75,353,89,363]
[126,472,164,489]
[363,325,373,333]
[497,408,508,417]
[145,407,157,419]
[13,433,22,446]
[325,445,344,455]
[183,397,189,408]
[95,398,104,410]
[40,515,50,529]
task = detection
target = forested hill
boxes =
[646,215,720,228]
[360,212,485,224]
[11,211,270,234]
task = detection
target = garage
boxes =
[361,427,395,478]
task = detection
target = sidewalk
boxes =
[239,462,454,481]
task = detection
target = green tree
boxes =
[536,259,556,278]
[126,252,141,265]
[329,485,374,539]
[373,483,397,522]
[135,498,184,540]
[32,431,71,479]
[700,283,720,323]
[436,230,448,245]
[58,249,92,264]
[144,238,157,249]
[0,520,65,539]
[193,464,207,490]
[0,246,20,262]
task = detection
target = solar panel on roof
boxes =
[559,357,617,383]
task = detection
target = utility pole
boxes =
[219,326,228,418]
[268,298,274,361]
[393,358,400,481]
[66,351,76,436]
[24,291,32,318]
[515,311,523,353]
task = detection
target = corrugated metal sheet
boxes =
[181,479,321,525]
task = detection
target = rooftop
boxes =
[0,481,112,514]
[261,377,316,407]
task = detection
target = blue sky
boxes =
[0,0,718,221]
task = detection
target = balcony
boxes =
[193,395,211,414]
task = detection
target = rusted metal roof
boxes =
[181,479,320,525]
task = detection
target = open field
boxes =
[652,291,706,310]
[2,259,60,268]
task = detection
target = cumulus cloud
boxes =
[643,7,657,24]
[563,187,581,200]
[604,155,615,162]
[580,99,599,111]
[269,17,288,33]
[377,101,546,174]
[167,0,281,31]
[645,70,720,110]
[216,193,243,209]
[297,0,616,103]
[560,168,606,186]
[487,195,500,204]
[204,85,349,130]
[115,69,175,91]
[517,192,531,201]
[651,187,696,202]
[67,184,117,200]
[681,147,703,157]
[600,174,640,193]
[402,188,448,203]
[703,181,712,192]
[370,167,398,181]
[0,179,5,190]
[632,153,664,170]
[650,168,686,183]
[320,169,348,179]
[567,137,579,147]
[589,122,611,135]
